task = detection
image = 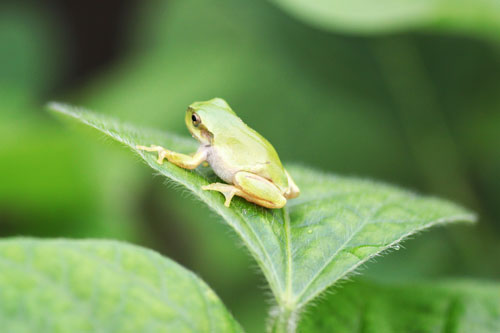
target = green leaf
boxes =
[299,279,500,332]
[270,0,500,39]
[0,238,242,333]
[49,103,475,320]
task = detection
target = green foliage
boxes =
[49,103,476,330]
[0,3,62,94]
[270,0,500,38]
[0,238,241,333]
[0,3,142,241]
[300,280,500,332]
[2,0,499,331]
[76,1,500,291]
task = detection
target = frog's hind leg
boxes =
[284,169,300,199]
[202,172,287,209]
[202,183,244,207]
[233,172,286,209]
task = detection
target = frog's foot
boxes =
[137,145,207,169]
[202,183,243,207]
[136,145,170,164]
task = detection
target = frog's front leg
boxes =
[136,144,207,169]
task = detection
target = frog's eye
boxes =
[191,113,201,127]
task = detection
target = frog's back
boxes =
[209,118,288,191]
[193,99,288,191]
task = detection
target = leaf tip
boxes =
[46,101,66,113]
[463,212,478,224]
[46,101,86,119]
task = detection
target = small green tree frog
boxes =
[136,98,300,209]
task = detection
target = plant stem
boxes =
[270,306,297,333]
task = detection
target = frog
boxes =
[136,98,300,209]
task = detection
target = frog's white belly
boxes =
[206,146,238,184]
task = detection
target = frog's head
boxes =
[185,98,236,145]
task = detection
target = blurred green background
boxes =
[1,0,499,332]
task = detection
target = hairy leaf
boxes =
[270,0,500,39]
[49,103,475,313]
[299,280,500,332]
[0,238,241,332]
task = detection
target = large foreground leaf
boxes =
[270,0,500,39]
[0,238,241,333]
[49,103,475,316]
[299,280,500,332]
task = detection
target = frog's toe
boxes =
[202,183,241,207]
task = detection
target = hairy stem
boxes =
[269,306,298,333]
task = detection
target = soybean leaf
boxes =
[0,238,242,333]
[270,0,500,39]
[299,279,500,332]
[49,103,475,314]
